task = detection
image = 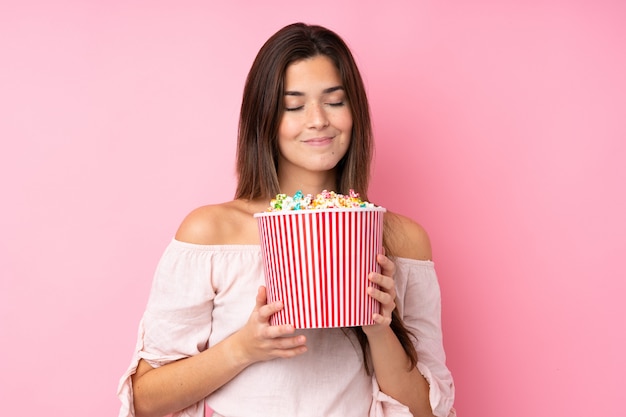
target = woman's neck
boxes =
[277,169,337,197]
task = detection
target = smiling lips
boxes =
[302,136,334,146]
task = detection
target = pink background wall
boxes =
[1,1,624,415]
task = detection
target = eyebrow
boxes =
[284,86,345,96]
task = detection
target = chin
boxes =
[308,162,342,173]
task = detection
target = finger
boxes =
[265,333,308,358]
[377,253,396,277]
[263,323,297,339]
[256,286,283,315]
[271,343,308,358]
[254,286,288,326]
[257,299,285,322]
[371,312,392,326]
[369,270,393,288]
[367,285,396,307]
[271,334,307,349]
[255,286,267,309]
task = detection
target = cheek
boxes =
[338,119,352,139]
[277,121,297,156]
[278,117,299,141]
[341,119,353,144]
[336,110,353,133]
[346,120,353,134]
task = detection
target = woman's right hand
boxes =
[232,286,308,365]
[131,286,307,417]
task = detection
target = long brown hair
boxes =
[235,22,372,201]
[235,22,417,372]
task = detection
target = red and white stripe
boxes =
[255,208,385,329]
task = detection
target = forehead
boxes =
[284,55,342,90]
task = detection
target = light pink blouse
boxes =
[117,239,455,417]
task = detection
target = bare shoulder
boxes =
[384,211,432,261]
[175,199,263,245]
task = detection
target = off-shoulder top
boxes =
[117,239,455,417]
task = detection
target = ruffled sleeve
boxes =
[370,258,456,417]
[117,240,217,417]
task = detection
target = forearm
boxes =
[132,334,251,417]
[368,327,434,417]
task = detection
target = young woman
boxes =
[118,22,455,417]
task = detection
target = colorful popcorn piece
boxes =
[268,189,375,211]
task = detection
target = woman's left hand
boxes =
[363,253,397,334]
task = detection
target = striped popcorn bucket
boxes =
[254,207,386,329]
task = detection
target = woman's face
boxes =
[277,55,353,183]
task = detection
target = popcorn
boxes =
[255,189,385,328]
[268,189,375,211]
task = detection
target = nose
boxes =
[306,103,330,129]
